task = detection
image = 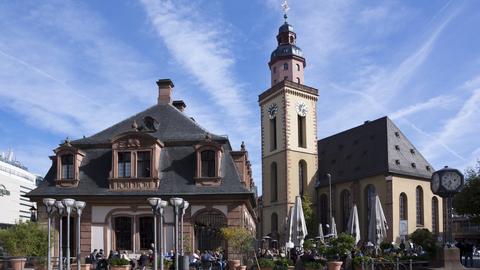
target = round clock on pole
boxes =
[431,166,464,197]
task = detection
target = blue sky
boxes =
[1,0,479,193]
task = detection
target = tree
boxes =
[0,221,48,257]
[302,195,317,238]
[453,161,480,223]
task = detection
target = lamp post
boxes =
[62,198,76,270]
[170,197,184,270]
[75,201,86,270]
[43,198,56,270]
[158,200,168,270]
[55,201,65,270]
[326,173,333,234]
[180,200,189,255]
[148,197,161,270]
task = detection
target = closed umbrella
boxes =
[346,204,361,244]
[331,217,338,238]
[289,196,308,247]
[286,206,295,249]
[368,194,389,248]
[316,223,325,243]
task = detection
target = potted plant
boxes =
[258,258,275,270]
[108,258,130,270]
[303,261,323,270]
[0,221,48,270]
[352,256,372,270]
[220,227,254,270]
[272,258,293,270]
[325,233,356,270]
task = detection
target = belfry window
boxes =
[61,154,74,179]
[137,151,151,178]
[118,152,131,178]
[296,77,300,83]
[298,115,306,148]
[201,150,216,177]
[299,160,306,196]
[271,162,278,202]
[283,63,288,70]
[270,118,277,151]
[296,64,300,71]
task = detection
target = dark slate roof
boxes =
[27,103,254,200]
[72,103,225,145]
[317,116,433,186]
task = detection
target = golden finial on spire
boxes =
[281,0,290,22]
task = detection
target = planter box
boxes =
[110,266,130,270]
[10,258,27,270]
[327,261,343,270]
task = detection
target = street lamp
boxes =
[43,198,56,270]
[180,200,189,255]
[75,201,86,270]
[326,173,333,234]
[62,198,76,270]
[148,197,161,270]
[157,200,168,270]
[170,197,184,270]
[29,205,37,222]
[55,201,65,270]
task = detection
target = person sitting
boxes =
[215,250,226,270]
[201,250,214,270]
[190,249,201,270]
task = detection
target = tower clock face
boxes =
[267,103,278,119]
[441,171,461,191]
[431,173,440,193]
[296,101,308,117]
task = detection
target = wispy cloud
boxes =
[390,95,454,120]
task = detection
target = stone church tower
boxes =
[258,15,318,241]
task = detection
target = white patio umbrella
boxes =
[331,217,338,238]
[368,194,389,247]
[316,223,325,243]
[286,206,295,249]
[288,196,308,247]
[346,204,361,244]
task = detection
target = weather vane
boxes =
[281,0,290,22]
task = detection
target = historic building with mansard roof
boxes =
[27,79,257,257]
[258,16,443,244]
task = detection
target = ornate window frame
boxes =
[53,140,85,187]
[109,131,163,190]
[194,136,223,186]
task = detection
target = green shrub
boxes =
[273,257,293,270]
[353,256,372,267]
[220,227,254,263]
[380,241,393,251]
[258,258,275,268]
[409,228,436,256]
[109,258,130,266]
[303,261,323,269]
[326,233,356,260]
[0,221,48,257]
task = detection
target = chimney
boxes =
[156,79,174,104]
[172,100,186,112]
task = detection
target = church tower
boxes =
[259,8,318,241]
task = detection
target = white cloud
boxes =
[390,95,454,120]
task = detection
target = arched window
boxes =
[399,193,408,220]
[299,160,307,196]
[270,117,277,151]
[289,36,294,43]
[341,190,351,231]
[283,63,288,70]
[271,162,278,202]
[296,77,301,83]
[319,193,328,226]
[194,209,227,251]
[432,197,439,234]
[201,150,216,177]
[416,186,424,226]
[61,154,74,179]
[114,216,132,250]
[364,185,376,235]
[271,213,278,232]
[138,216,154,250]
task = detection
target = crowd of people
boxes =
[456,240,478,267]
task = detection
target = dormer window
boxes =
[53,139,85,187]
[110,130,163,190]
[61,154,74,179]
[118,152,132,178]
[201,150,216,177]
[194,134,223,186]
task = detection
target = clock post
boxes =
[430,166,465,269]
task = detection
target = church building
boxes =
[259,16,443,243]
[27,80,257,257]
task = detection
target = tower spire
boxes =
[281,0,290,23]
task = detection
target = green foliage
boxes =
[273,258,293,270]
[301,195,317,238]
[257,258,275,268]
[454,162,480,223]
[380,241,393,251]
[303,261,323,269]
[352,256,372,267]
[220,227,254,261]
[409,228,436,256]
[0,221,48,257]
[326,233,356,260]
[303,239,315,251]
[109,258,130,266]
